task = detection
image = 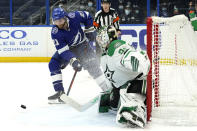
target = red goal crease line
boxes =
[0,57,51,62]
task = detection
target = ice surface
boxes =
[0,63,196,131]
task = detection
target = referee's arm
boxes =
[93,11,101,30]
[112,11,120,32]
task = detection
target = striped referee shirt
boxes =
[93,8,120,31]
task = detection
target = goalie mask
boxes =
[97,26,118,50]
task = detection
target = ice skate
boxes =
[48,91,65,104]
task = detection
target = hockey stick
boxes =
[67,70,78,95]
[60,94,100,112]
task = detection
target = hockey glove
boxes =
[71,59,82,71]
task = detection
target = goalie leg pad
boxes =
[117,106,146,128]
[116,92,147,128]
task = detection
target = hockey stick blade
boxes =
[60,94,100,112]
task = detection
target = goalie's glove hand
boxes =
[72,59,82,72]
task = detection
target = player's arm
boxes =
[75,11,95,41]
[51,33,82,71]
[75,11,95,32]
[53,39,74,61]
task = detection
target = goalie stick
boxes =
[60,94,100,112]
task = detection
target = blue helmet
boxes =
[52,7,66,21]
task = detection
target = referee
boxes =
[94,0,121,58]
[93,0,121,35]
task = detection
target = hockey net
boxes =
[146,15,197,125]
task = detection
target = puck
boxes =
[21,104,26,109]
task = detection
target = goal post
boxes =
[146,15,197,125]
[146,17,153,122]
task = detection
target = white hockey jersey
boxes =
[100,40,150,88]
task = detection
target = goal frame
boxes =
[146,15,197,124]
[146,17,153,121]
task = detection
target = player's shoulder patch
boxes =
[107,40,126,56]
[52,26,58,34]
[68,12,75,18]
[114,42,123,48]
[112,40,126,48]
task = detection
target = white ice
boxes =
[0,63,197,131]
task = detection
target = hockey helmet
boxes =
[96,26,109,49]
[52,7,66,21]
[96,25,117,49]
[107,25,118,41]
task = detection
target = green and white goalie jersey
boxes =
[100,40,150,88]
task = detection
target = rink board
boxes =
[0,27,54,62]
[0,25,195,62]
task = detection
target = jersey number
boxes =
[118,48,127,55]
[53,39,59,46]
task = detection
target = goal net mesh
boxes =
[146,15,197,126]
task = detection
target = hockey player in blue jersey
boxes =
[48,8,110,103]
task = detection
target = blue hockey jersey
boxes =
[51,11,93,62]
